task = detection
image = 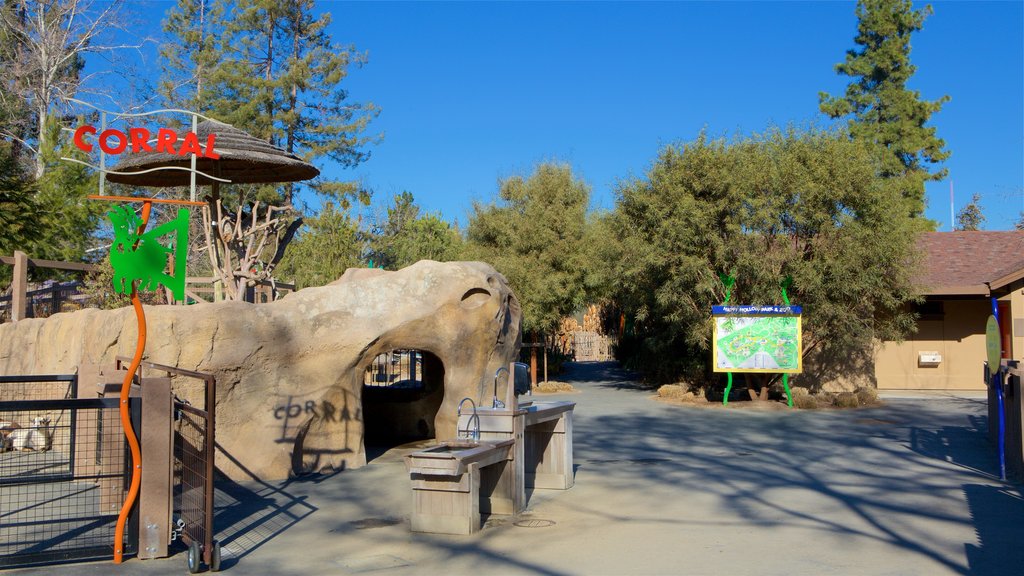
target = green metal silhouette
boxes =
[107,205,190,300]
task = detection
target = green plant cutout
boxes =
[107,205,190,300]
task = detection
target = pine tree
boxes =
[465,163,591,336]
[161,0,380,299]
[954,193,985,231]
[159,0,226,113]
[162,0,379,207]
[368,192,462,270]
[820,0,949,216]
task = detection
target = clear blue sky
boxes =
[134,1,1024,230]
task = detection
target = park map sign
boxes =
[712,305,802,373]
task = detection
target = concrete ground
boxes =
[7,362,1022,575]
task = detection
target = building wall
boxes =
[875,298,990,390]
[1007,285,1024,363]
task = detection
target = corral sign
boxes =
[712,305,802,373]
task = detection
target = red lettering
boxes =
[98,129,127,155]
[128,127,153,153]
[73,125,96,152]
[156,128,178,154]
[203,134,220,159]
[178,132,203,157]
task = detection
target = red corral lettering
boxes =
[156,128,178,154]
[178,132,203,157]
[73,125,96,152]
[98,129,128,155]
[204,134,220,159]
[71,124,217,158]
[128,127,153,153]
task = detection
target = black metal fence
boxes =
[0,374,136,568]
[364,350,423,389]
[0,281,88,323]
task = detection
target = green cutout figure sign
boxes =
[107,205,190,300]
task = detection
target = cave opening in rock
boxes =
[361,349,445,461]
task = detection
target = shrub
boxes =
[833,392,860,408]
[793,394,820,410]
[855,386,879,406]
[534,381,576,393]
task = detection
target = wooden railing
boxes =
[2,251,295,323]
[0,251,99,322]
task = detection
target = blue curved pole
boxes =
[992,297,1007,481]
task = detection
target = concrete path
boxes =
[9,362,1022,575]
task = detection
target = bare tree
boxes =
[0,0,146,177]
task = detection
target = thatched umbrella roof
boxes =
[105,120,319,186]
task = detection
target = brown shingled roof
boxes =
[917,231,1024,295]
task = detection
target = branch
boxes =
[269,216,304,269]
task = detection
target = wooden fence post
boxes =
[12,251,28,321]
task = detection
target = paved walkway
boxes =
[10,362,1022,575]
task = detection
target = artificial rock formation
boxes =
[0,261,522,480]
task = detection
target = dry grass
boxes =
[792,394,821,409]
[656,384,706,404]
[833,391,860,408]
[855,386,880,406]
[533,380,577,393]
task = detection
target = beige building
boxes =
[875,231,1024,391]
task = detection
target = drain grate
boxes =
[514,519,556,528]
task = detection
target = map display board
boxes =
[712,305,802,373]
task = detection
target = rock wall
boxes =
[0,261,522,480]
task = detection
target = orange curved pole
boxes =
[114,201,151,563]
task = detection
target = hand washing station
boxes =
[404,362,575,535]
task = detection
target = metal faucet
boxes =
[457,397,480,441]
[492,367,510,409]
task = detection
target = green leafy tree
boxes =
[819,0,949,216]
[275,201,365,289]
[608,127,920,385]
[954,193,985,231]
[369,191,463,270]
[465,163,590,336]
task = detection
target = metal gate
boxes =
[119,358,219,571]
[571,331,614,361]
[0,374,137,568]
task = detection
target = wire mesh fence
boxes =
[0,374,135,568]
[364,350,424,389]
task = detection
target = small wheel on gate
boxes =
[187,540,202,574]
[210,540,222,572]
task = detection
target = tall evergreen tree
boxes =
[0,143,39,255]
[162,0,379,207]
[820,0,949,216]
[465,163,591,336]
[954,193,985,231]
[161,0,379,299]
[368,192,462,270]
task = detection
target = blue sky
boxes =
[130,1,1023,230]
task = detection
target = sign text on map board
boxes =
[712,306,802,374]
